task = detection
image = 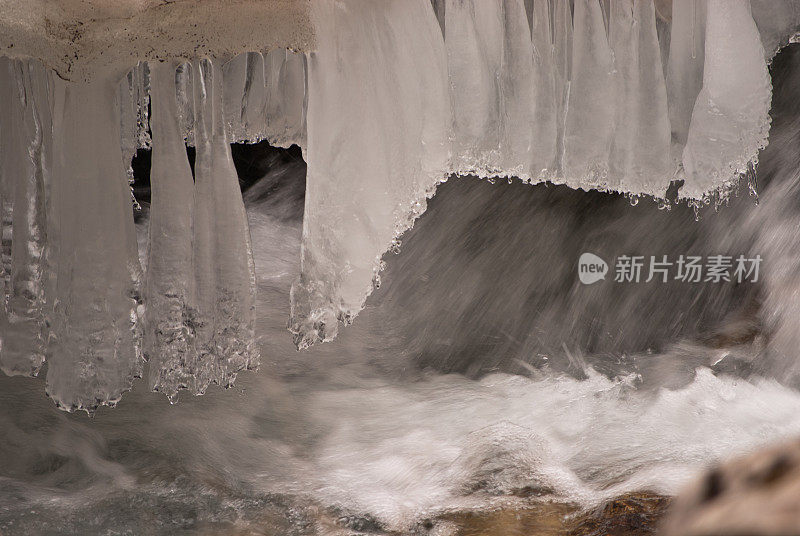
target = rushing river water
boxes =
[3,41,800,536]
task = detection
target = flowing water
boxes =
[3,39,800,536]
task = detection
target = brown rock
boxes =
[431,493,670,536]
[661,438,800,536]
[569,493,671,536]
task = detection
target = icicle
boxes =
[0,59,10,366]
[530,0,558,178]
[498,0,536,180]
[145,61,199,398]
[446,0,558,180]
[608,0,672,196]
[45,74,142,414]
[552,0,573,174]
[119,68,140,183]
[118,63,152,182]
[0,59,51,377]
[666,0,706,158]
[133,63,152,150]
[242,52,268,142]
[445,0,503,174]
[175,62,195,145]
[222,53,248,143]
[264,49,307,149]
[191,58,258,391]
[654,2,671,83]
[290,0,449,349]
[681,0,771,199]
[563,0,614,187]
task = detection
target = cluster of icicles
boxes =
[0,51,304,412]
[0,0,773,412]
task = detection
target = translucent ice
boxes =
[221,49,304,147]
[446,0,565,180]
[529,0,558,179]
[222,53,249,143]
[681,0,772,199]
[45,76,143,413]
[608,0,672,196]
[290,0,450,348]
[175,63,196,145]
[190,58,259,390]
[666,0,707,159]
[144,61,198,397]
[446,0,503,175]
[750,0,800,59]
[242,52,269,142]
[119,62,151,182]
[498,0,537,180]
[562,0,614,186]
[0,59,51,377]
[287,0,778,348]
[264,49,307,149]
[552,0,573,172]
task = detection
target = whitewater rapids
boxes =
[1,197,799,533]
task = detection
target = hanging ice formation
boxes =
[0,0,793,411]
[288,0,775,349]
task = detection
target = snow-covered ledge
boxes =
[0,0,314,81]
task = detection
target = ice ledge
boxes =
[287,0,793,351]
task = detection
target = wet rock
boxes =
[661,438,800,536]
[568,493,670,536]
[425,493,669,536]
[435,503,576,536]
